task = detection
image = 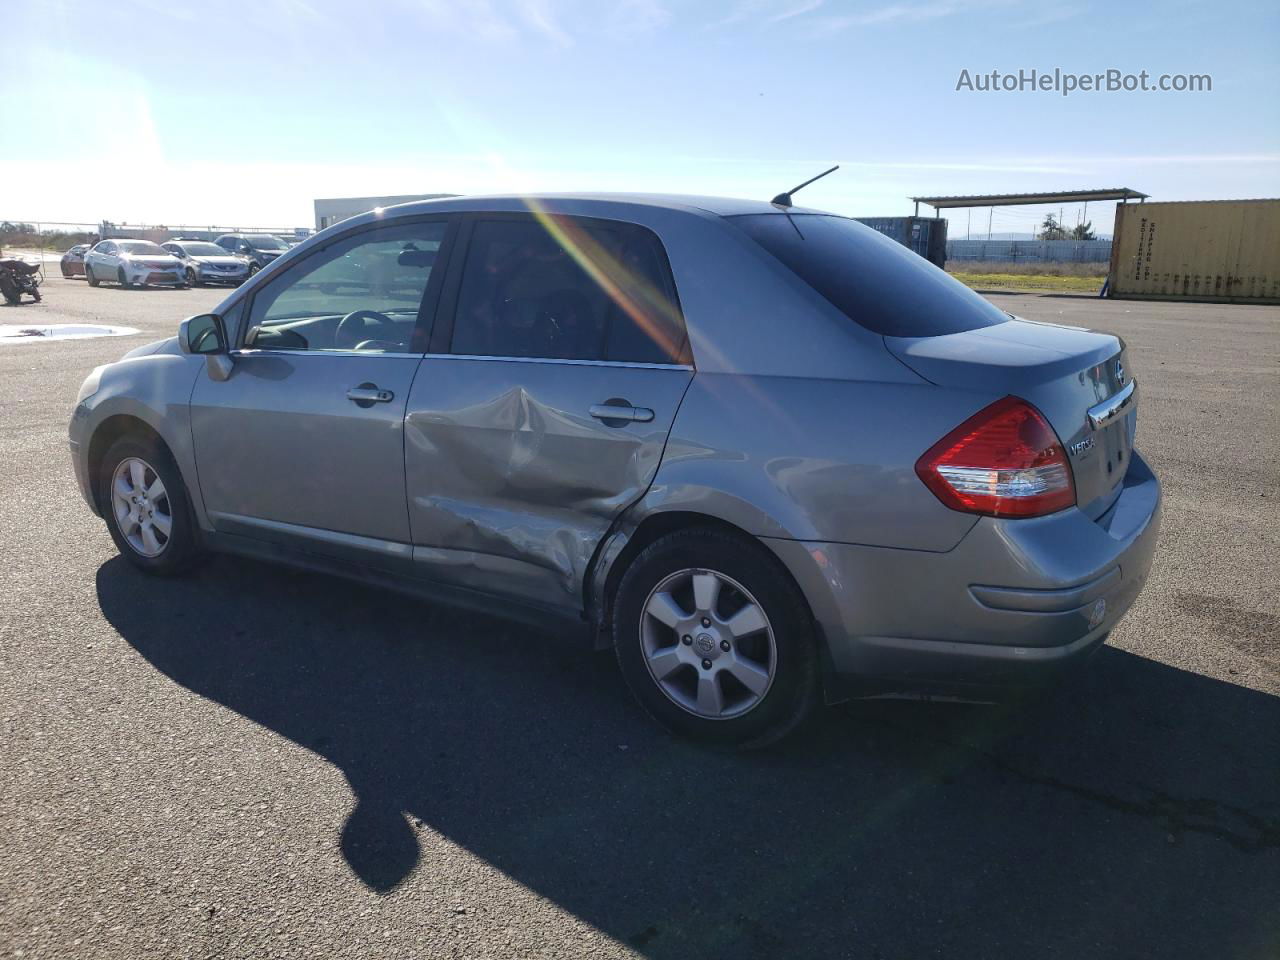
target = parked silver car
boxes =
[69,194,1160,745]
[84,239,187,288]
[162,240,250,287]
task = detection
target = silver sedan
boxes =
[84,239,187,288]
[69,193,1160,746]
[162,241,250,287]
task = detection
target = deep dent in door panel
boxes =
[405,368,692,606]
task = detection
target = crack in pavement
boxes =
[877,717,1280,854]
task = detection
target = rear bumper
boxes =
[766,450,1162,697]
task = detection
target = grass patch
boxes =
[948,270,1106,293]
[947,259,1106,277]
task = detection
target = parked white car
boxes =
[84,240,187,289]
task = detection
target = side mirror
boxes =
[179,313,227,355]
[179,314,235,382]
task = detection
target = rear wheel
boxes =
[612,528,820,748]
[99,435,205,575]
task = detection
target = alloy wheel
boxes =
[110,457,172,557]
[640,568,776,719]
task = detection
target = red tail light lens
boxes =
[915,396,1076,518]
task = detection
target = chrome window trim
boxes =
[422,352,693,371]
[230,348,424,360]
[225,351,694,370]
[1087,378,1137,429]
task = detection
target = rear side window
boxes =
[450,217,687,364]
[729,214,1007,338]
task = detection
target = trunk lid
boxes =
[886,317,1135,520]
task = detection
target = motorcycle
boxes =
[0,258,43,305]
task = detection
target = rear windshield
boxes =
[728,213,1008,338]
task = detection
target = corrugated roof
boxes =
[911,189,1148,209]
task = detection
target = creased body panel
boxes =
[405,357,692,610]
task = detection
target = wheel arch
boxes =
[87,415,169,515]
[587,508,815,652]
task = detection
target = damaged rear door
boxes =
[404,213,693,614]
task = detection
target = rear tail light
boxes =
[915,396,1075,518]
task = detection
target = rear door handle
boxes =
[347,383,395,407]
[589,403,655,424]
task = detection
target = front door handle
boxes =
[589,401,655,425]
[347,383,395,407]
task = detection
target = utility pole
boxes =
[987,206,993,240]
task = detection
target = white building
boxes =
[313,194,456,231]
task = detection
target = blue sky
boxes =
[2,0,1276,236]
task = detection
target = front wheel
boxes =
[248,262,261,276]
[612,528,820,748]
[85,264,99,287]
[186,267,198,287]
[117,267,134,289]
[99,435,206,575]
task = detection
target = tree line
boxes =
[1039,214,1097,241]
[0,221,98,251]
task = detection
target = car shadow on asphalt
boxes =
[95,555,1280,959]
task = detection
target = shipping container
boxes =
[855,216,948,268]
[1108,199,1280,303]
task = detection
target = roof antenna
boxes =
[771,165,839,208]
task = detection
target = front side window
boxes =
[450,217,686,364]
[242,221,446,353]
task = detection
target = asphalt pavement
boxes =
[1,276,1277,959]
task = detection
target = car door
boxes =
[404,213,694,612]
[89,241,114,274]
[189,217,453,570]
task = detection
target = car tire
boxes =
[186,268,198,287]
[99,434,206,576]
[612,528,820,748]
[85,264,99,287]
[248,262,261,276]
[117,267,133,289]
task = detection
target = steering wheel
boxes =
[335,309,397,350]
